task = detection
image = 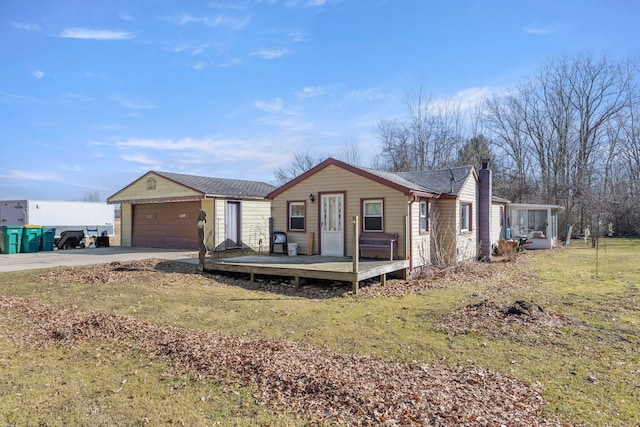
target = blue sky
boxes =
[1,0,638,201]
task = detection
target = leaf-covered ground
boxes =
[2,259,574,426]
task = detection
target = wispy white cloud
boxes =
[523,24,555,35]
[121,153,162,168]
[285,0,327,7]
[65,92,93,102]
[297,86,326,98]
[92,124,122,131]
[170,13,250,30]
[0,169,100,190]
[218,57,242,67]
[288,32,308,42]
[250,48,289,59]
[59,28,136,40]
[114,137,217,152]
[425,86,495,115]
[346,87,383,101]
[0,170,58,182]
[32,70,45,79]
[255,116,314,131]
[192,62,207,70]
[84,72,107,79]
[88,134,301,180]
[255,98,301,115]
[0,91,43,105]
[176,13,220,26]
[172,42,210,55]
[208,1,251,11]
[103,136,293,173]
[12,22,41,32]
[449,86,494,107]
[60,165,85,172]
[112,95,157,110]
[255,98,285,113]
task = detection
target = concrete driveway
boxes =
[0,247,199,272]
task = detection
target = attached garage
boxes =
[132,201,200,249]
[108,171,274,251]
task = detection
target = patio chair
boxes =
[269,231,288,255]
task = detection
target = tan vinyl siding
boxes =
[109,172,201,202]
[201,199,215,251]
[242,199,270,252]
[410,200,430,268]
[430,199,456,266]
[456,174,479,262]
[271,164,410,258]
[120,203,132,247]
[213,198,226,251]
[211,198,270,252]
[491,203,504,245]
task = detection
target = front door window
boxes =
[320,194,344,256]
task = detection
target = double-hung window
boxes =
[420,200,429,233]
[460,202,472,232]
[363,199,383,232]
[288,201,305,231]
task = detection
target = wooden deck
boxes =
[204,255,409,294]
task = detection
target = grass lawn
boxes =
[1,238,638,426]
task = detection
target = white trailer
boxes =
[0,200,115,237]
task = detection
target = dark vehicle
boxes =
[54,230,85,250]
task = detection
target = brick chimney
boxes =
[478,159,492,261]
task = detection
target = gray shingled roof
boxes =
[342,161,473,194]
[346,162,474,195]
[355,165,441,194]
[396,166,474,195]
[154,171,275,199]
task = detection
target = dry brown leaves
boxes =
[0,294,569,426]
[34,258,511,300]
[17,258,577,424]
[35,259,173,284]
[357,262,505,299]
[439,299,582,341]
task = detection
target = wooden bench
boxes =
[359,232,398,260]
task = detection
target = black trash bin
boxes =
[96,236,110,247]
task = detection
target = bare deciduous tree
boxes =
[376,87,465,172]
[273,151,325,186]
[82,191,101,202]
[338,136,362,165]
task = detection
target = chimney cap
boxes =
[481,158,490,169]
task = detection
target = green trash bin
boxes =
[21,225,42,253]
[40,227,56,251]
[0,225,23,254]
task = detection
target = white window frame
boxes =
[288,201,305,231]
[460,202,471,232]
[419,200,429,233]
[363,199,384,232]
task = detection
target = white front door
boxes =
[320,194,344,256]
